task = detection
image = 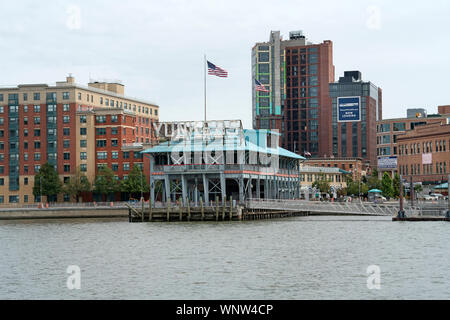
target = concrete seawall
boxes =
[0,207,129,220]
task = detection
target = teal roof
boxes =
[142,129,304,160]
[434,183,448,190]
[368,189,383,193]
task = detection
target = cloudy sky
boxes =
[1,0,449,127]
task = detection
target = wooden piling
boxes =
[200,198,204,221]
[187,198,191,222]
[149,198,153,222]
[179,200,183,221]
[215,196,219,221]
[229,196,233,221]
[222,198,226,221]
[166,201,170,222]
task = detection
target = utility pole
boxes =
[140,167,144,201]
[40,175,43,206]
[447,174,450,218]
[398,175,405,218]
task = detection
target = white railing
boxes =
[245,199,399,216]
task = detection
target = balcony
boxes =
[152,164,297,176]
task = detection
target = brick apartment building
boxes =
[0,76,159,204]
[397,122,450,185]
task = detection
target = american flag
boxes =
[255,79,269,92]
[207,61,228,78]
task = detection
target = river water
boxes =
[0,216,449,300]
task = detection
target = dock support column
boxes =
[257,178,261,199]
[248,178,253,200]
[203,174,209,204]
[149,156,155,207]
[220,173,226,205]
[164,176,171,203]
[264,179,269,199]
[239,177,244,204]
[194,177,198,207]
[181,174,187,206]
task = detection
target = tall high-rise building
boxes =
[0,76,159,204]
[252,30,335,157]
[329,71,382,166]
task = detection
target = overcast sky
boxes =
[1,0,449,127]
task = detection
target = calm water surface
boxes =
[0,216,449,299]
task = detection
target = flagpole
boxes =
[204,54,207,124]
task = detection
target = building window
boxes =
[34,153,41,161]
[97,152,108,160]
[34,141,41,149]
[80,152,87,160]
[111,139,118,147]
[34,130,41,137]
[34,93,40,101]
[96,140,107,148]
[112,164,119,171]
[63,104,70,112]
[80,128,87,135]
[123,151,130,159]
[112,151,119,159]
[96,115,106,123]
[47,104,57,112]
[80,140,87,148]
[123,163,130,171]
[63,128,70,136]
[80,164,87,172]
[63,152,70,160]
[34,116,40,124]
[111,115,118,123]
[96,128,107,135]
[111,127,118,135]
[64,164,71,172]
[63,92,70,100]
[9,196,19,203]
[79,115,87,123]
[63,140,70,148]
[0,178,4,186]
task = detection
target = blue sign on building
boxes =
[337,96,361,122]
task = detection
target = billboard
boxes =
[422,153,432,165]
[337,96,361,122]
[377,156,398,169]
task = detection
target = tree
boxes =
[392,174,401,198]
[120,165,150,199]
[381,172,394,199]
[414,184,423,194]
[33,163,63,202]
[367,170,382,191]
[312,173,331,194]
[93,166,120,201]
[63,168,91,202]
[346,179,369,198]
